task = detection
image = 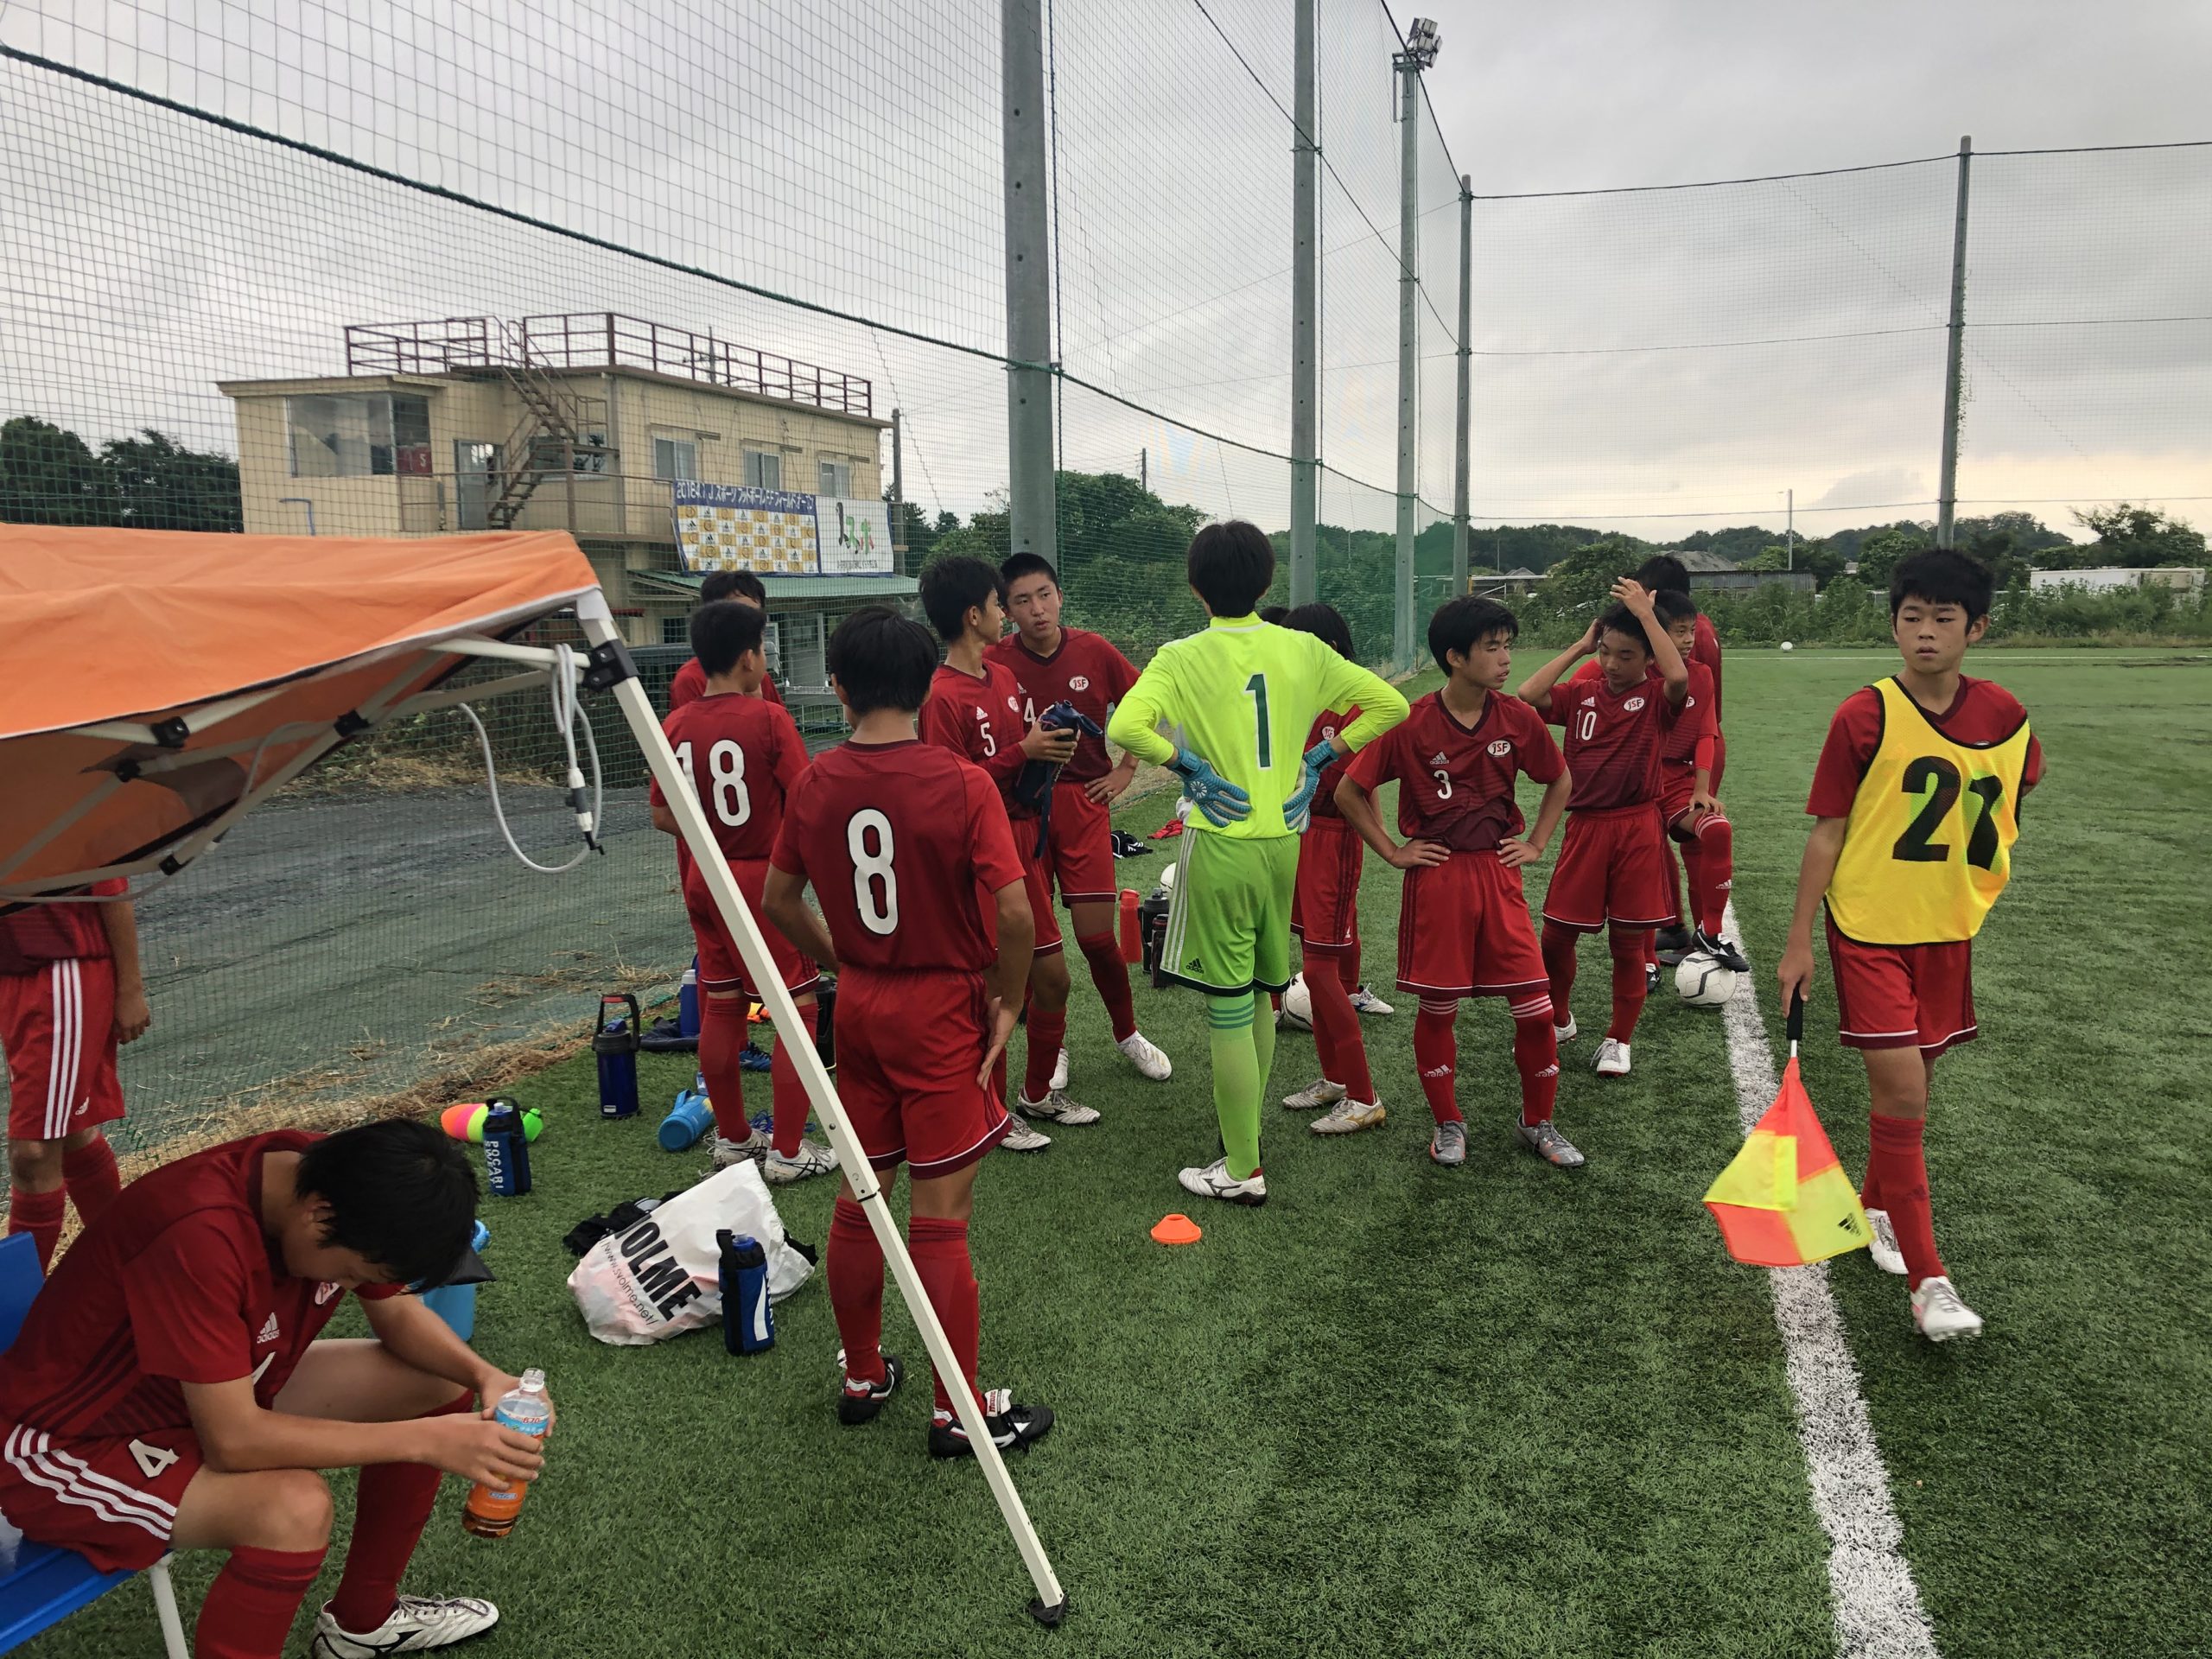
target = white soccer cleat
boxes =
[1281,1076,1347,1111]
[1177,1157,1268,1205]
[711,1131,765,1167]
[1349,984,1395,1017]
[1865,1207,1909,1275]
[760,1140,838,1184]
[1016,1088,1100,1126]
[1310,1097,1384,1135]
[1910,1275,1984,1343]
[311,1594,499,1657]
[997,1119,1052,1153]
[1049,1046,1070,1093]
[1554,1015,1578,1043]
[1116,1030,1173,1081]
[1592,1038,1631,1077]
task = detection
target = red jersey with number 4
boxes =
[1552,673,1681,811]
[0,1131,401,1440]
[770,740,1025,975]
[651,693,810,864]
[1301,706,1362,822]
[667,658,784,714]
[1345,691,1564,851]
[920,661,1029,810]
[1807,678,2044,818]
[985,627,1141,784]
[0,880,126,975]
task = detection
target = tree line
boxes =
[0,416,243,533]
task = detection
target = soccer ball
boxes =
[1780,641,1796,652]
[1279,971,1314,1031]
[1159,862,1177,893]
[1675,954,1737,1009]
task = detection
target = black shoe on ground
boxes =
[929,1389,1054,1459]
[1653,925,1695,966]
[1694,928,1751,974]
[837,1352,903,1426]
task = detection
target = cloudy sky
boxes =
[2,0,2205,543]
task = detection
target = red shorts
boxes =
[0,1419,197,1571]
[832,968,1010,1178]
[1661,771,1730,842]
[1291,817,1363,953]
[1395,854,1548,1000]
[2,959,125,1143]
[1014,836,1065,956]
[1826,914,1978,1058]
[683,858,821,1000]
[1541,804,1674,931]
[1033,782,1118,907]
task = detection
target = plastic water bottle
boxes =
[481,1101,531,1197]
[461,1369,551,1538]
[718,1230,772,1355]
[677,962,701,1041]
[1118,888,1141,963]
[658,1088,715,1152]
[594,993,641,1119]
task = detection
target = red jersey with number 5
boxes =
[920,661,1029,810]
[1345,690,1563,851]
[1551,674,1681,811]
[651,693,810,864]
[770,740,1025,975]
[985,627,1141,784]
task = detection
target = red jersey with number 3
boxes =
[920,662,1029,810]
[770,740,1025,975]
[985,627,1141,784]
[651,693,810,865]
[1345,691,1564,851]
[1552,673,1681,811]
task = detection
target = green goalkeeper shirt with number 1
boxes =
[1107,613,1409,839]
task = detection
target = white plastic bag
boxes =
[566,1160,813,1346]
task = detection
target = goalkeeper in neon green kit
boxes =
[1108,522,1408,1204]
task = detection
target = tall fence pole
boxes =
[1003,0,1057,560]
[1393,53,1421,668]
[1289,0,1319,605]
[1452,172,1472,601]
[1936,134,1972,551]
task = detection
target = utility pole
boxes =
[1936,135,1972,551]
[1002,0,1056,560]
[1393,17,1440,668]
[889,409,906,568]
[1786,486,1795,572]
[1289,0,1319,605]
[1140,446,1147,495]
[1452,172,1472,601]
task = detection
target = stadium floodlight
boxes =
[1402,16,1441,67]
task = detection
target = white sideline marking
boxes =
[1718,900,1941,1659]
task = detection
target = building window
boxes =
[287,392,431,477]
[743,449,781,490]
[652,437,697,481]
[817,458,853,498]
[662,613,690,645]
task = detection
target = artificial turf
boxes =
[22,648,2208,1659]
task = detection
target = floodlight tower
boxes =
[1392,16,1440,668]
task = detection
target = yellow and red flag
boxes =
[1705,1013,1868,1266]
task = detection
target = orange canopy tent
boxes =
[0,524,1064,1619]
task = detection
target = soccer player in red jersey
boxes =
[1518,579,1690,1077]
[650,601,833,1183]
[1634,555,1724,965]
[0,1120,543,1658]
[1336,598,1581,1168]
[1779,550,2041,1341]
[665,569,787,713]
[3,880,149,1272]
[989,553,1173,1085]
[764,607,1055,1457]
[917,556,1090,1143]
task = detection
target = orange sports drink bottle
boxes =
[461,1369,550,1539]
[1119,888,1141,963]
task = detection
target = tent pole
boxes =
[574,593,1070,1624]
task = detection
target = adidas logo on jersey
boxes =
[1429,752,1449,766]
[1579,696,1597,708]
[257,1313,280,1344]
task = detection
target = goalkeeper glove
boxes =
[1169,747,1252,827]
[1283,739,1341,834]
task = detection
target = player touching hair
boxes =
[667,569,786,713]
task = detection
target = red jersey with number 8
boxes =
[652,693,810,864]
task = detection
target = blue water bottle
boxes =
[658,1087,715,1152]
[482,1101,532,1197]
[677,961,701,1042]
[718,1230,772,1355]
[594,993,641,1119]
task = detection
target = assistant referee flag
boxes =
[1704,998,1869,1268]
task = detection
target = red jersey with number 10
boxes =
[985,627,1141,784]
[1552,674,1681,811]
[1346,690,1564,851]
[650,693,810,864]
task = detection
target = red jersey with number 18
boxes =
[769,741,1025,975]
[650,693,810,864]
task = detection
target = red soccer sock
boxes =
[1413,1000,1462,1125]
[325,1392,471,1635]
[61,1136,122,1229]
[1510,995,1560,1125]
[1867,1113,1946,1287]
[1663,836,1688,930]
[6,1185,65,1274]
[768,1002,819,1158]
[1075,933,1137,1043]
[1694,814,1735,935]
[1541,921,1580,1028]
[1606,928,1650,1044]
[828,1196,887,1387]
[194,1544,328,1659]
[699,995,750,1144]
[1306,950,1375,1103]
[1022,1005,1067,1103]
[907,1215,982,1415]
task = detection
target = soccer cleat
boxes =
[1282,1076,1347,1111]
[997,1119,1053,1153]
[739,1042,773,1073]
[1694,927,1751,974]
[1429,1119,1468,1166]
[1553,1015,1579,1043]
[1310,1097,1384,1135]
[1910,1275,1984,1343]
[1017,1089,1100,1126]
[1049,1046,1070,1093]
[929,1389,1056,1459]
[836,1351,904,1426]
[1116,1030,1173,1081]
[1865,1208,1909,1275]
[1592,1038,1632,1077]
[711,1131,765,1167]
[1177,1157,1268,1205]
[1653,925,1696,967]
[1516,1118,1586,1168]
[1349,984,1395,1016]
[310,1594,499,1657]
[761,1139,838,1184]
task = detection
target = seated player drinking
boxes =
[1334,597,1580,1168]
[0,1120,543,1659]
[1105,521,1408,1205]
[763,607,1055,1455]
[650,600,835,1182]
[1777,550,2041,1342]
[1517,579,1689,1077]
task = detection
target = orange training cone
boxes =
[1150,1213,1203,1246]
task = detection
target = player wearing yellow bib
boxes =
[1106,523,1408,1204]
[1779,550,2043,1342]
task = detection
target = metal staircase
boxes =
[475,321,612,527]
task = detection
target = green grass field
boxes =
[25,649,2210,1659]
